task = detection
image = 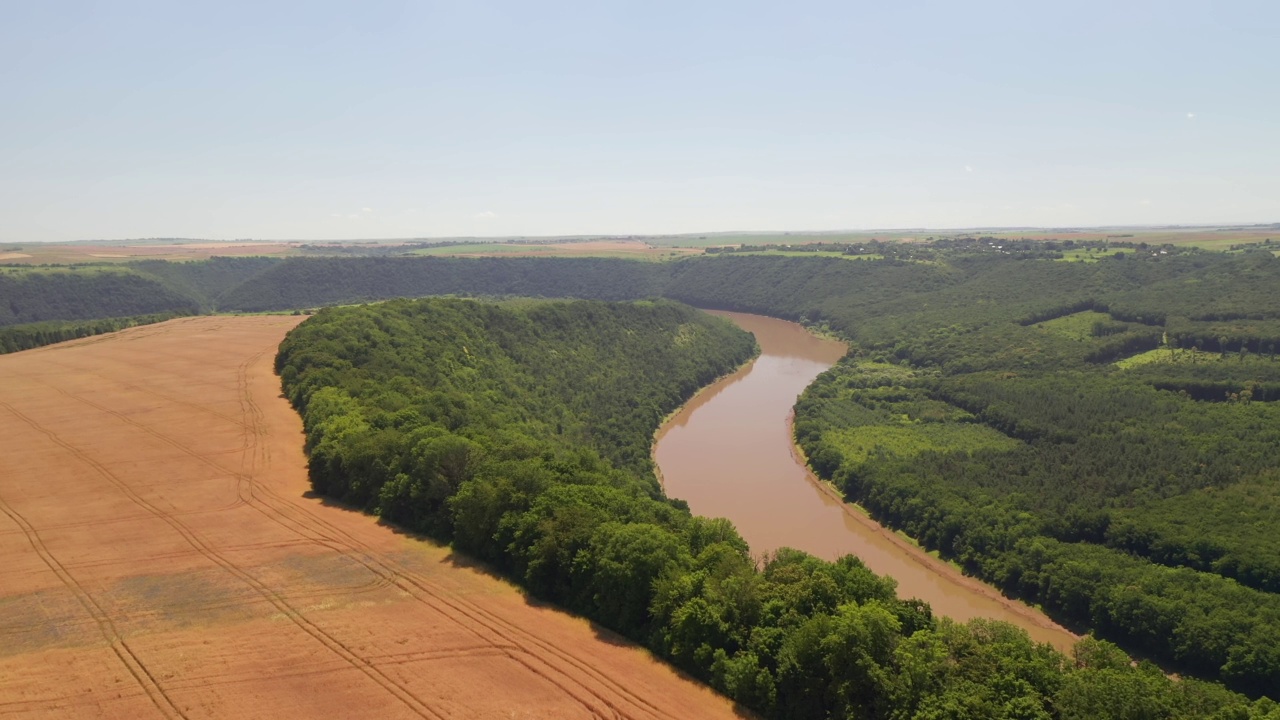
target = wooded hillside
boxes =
[277,296,1280,719]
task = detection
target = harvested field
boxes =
[0,243,300,265]
[0,317,745,719]
[411,239,700,261]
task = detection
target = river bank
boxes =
[653,310,1079,652]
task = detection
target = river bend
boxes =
[654,311,1077,651]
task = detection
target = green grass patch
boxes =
[408,243,537,255]
[823,422,1020,465]
[844,360,920,384]
[1054,249,1102,263]
[1114,346,1244,369]
[1032,310,1113,340]
[1115,347,1178,368]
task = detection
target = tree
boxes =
[575,522,692,635]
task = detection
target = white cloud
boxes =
[473,210,497,219]
[1187,112,1196,119]
[965,165,973,173]
[1140,199,1152,205]
[362,207,373,212]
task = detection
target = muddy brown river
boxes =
[654,311,1077,651]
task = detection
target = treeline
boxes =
[1105,254,1280,324]
[0,312,188,354]
[8,249,1276,344]
[796,357,1280,695]
[219,256,667,311]
[0,269,199,326]
[129,256,282,311]
[278,297,1278,719]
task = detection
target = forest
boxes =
[777,251,1280,696]
[6,243,1280,711]
[276,295,1278,719]
[0,311,187,354]
[0,268,199,326]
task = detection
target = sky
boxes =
[2,1,1278,242]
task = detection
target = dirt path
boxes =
[0,316,745,720]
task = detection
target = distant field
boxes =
[409,239,700,261]
[5,226,1274,267]
[646,232,933,248]
[983,228,1279,251]
[0,241,300,264]
[409,242,546,255]
[717,249,883,260]
[656,227,1280,252]
[0,264,139,276]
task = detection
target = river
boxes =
[653,311,1078,651]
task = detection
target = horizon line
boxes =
[11,222,1280,245]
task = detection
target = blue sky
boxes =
[2,1,1277,241]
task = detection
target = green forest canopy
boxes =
[277,296,1279,719]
